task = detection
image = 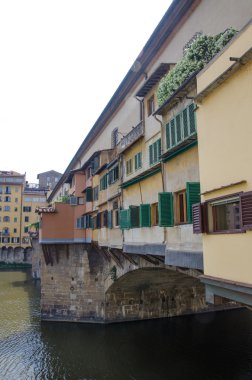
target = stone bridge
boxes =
[40,243,210,323]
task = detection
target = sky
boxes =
[0,0,172,183]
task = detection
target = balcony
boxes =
[117,121,144,153]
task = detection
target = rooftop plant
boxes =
[157,28,237,106]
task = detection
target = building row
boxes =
[38,0,252,309]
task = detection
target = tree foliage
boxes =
[157,28,237,106]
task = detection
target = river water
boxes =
[1,270,252,380]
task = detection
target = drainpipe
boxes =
[154,114,167,245]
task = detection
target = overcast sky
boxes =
[0,0,171,183]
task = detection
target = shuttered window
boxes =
[108,165,119,185]
[126,159,132,175]
[166,103,196,150]
[119,209,130,229]
[129,206,140,228]
[93,186,99,201]
[149,139,161,166]
[186,182,200,223]
[158,192,174,227]
[135,152,142,170]
[86,187,93,202]
[140,204,151,227]
[108,210,113,229]
[100,174,108,190]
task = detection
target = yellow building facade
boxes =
[194,21,252,305]
[0,171,47,261]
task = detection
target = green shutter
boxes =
[176,114,182,143]
[157,139,161,160]
[166,123,171,150]
[119,209,129,229]
[183,108,189,138]
[108,210,113,229]
[140,204,151,227]
[188,103,196,134]
[186,182,201,223]
[86,187,93,202]
[158,192,174,227]
[129,206,140,228]
[170,119,176,146]
[149,145,153,165]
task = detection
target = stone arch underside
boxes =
[105,267,207,322]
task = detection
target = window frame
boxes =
[207,193,243,234]
[176,189,188,225]
[147,95,155,116]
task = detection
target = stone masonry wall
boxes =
[40,243,213,323]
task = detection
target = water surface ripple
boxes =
[1,270,252,380]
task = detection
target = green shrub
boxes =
[157,28,237,106]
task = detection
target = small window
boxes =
[14,217,18,223]
[176,190,187,224]
[151,203,159,226]
[114,209,119,227]
[111,128,119,148]
[209,196,241,232]
[3,216,10,222]
[13,228,17,233]
[24,227,29,233]
[147,95,155,116]
[135,152,142,171]
[25,216,29,223]
[149,139,161,166]
[126,159,132,176]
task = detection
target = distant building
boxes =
[0,171,47,250]
[37,170,62,190]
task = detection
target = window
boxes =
[14,207,18,212]
[147,95,155,116]
[135,152,142,171]
[126,159,132,176]
[15,198,18,203]
[0,186,2,194]
[166,103,196,151]
[114,210,119,227]
[100,174,108,191]
[176,190,187,224]
[151,203,159,226]
[192,192,252,234]
[87,166,93,179]
[149,139,161,166]
[2,227,9,235]
[211,198,240,232]
[5,186,11,194]
[14,217,18,223]
[12,237,19,243]
[24,227,29,233]
[111,128,119,148]
[108,165,119,185]
[23,206,31,212]
[93,186,99,201]
[13,228,17,233]
[25,216,29,223]
[78,197,85,205]
[4,196,11,202]
[4,206,10,211]
[3,216,10,222]
[2,237,10,243]
[85,187,93,202]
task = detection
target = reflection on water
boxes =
[1,270,252,380]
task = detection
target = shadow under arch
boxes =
[105,267,207,322]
